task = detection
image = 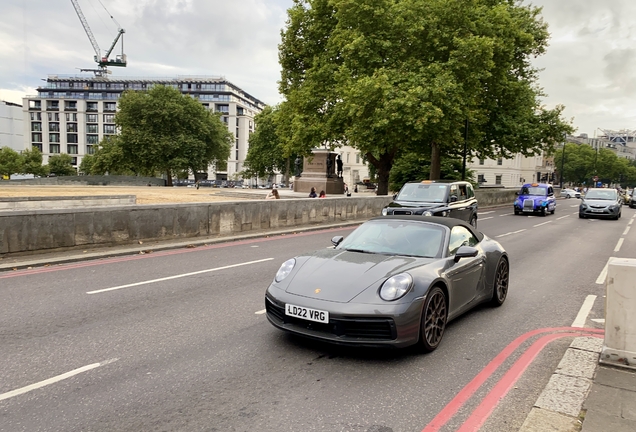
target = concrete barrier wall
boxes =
[0,195,136,210]
[0,196,393,255]
[475,188,519,206]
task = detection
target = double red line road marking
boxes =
[422,326,604,432]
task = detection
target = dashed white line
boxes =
[596,258,613,284]
[533,221,553,227]
[591,318,605,324]
[572,295,597,328]
[614,238,624,252]
[255,309,266,315]
[557,215,570,220]
[0,359,118,402]
[478,211,495,216]
[629,219,634,226]
[496,229,527,238]
[633,214,636,219]
[86,258,275,294]
[499,213,513,217]
[623,227,631,236]
[570,205,579,208]
[573,212,578,215]
[480,217,494,221]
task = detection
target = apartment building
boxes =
[22,75,265,179]
[469,152,551,188]
[0,100,24,152]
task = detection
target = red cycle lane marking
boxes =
[456,331,603,432]
[0,226,355,280]
[421,327,604,432]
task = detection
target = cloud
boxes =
[2,0,636,135]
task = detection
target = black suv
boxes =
[382,180,479,227]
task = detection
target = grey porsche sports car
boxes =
[265,216,509,351]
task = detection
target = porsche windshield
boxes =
[520,186,547,196]
[396,183,449,203]
[585,190,617,200]
[338,220,445,258]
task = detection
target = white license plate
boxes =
[285,304,329,323]
[591,209,604,213]
[523,208,533,212]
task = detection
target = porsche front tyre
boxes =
[490,258,509,307]
[419,286,448,353]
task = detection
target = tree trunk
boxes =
[284,157,290,183]
[430,141,441,180]
[374,153,393,196]
[165,169,173,186]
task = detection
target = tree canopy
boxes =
[554,143,636,187]
[278,0,573,195]
[0,147,23,178]
[47,154,77,176]
[243,106,287,179]
[113,85,233,185]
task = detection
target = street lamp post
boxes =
[560,141,566,189]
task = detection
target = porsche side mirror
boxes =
[454,246,479,263]
[331,236,344,247]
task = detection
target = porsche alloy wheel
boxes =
[420,287,447,352]
[491,258,509,307]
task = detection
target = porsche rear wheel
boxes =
[490,258,509,307]
[420,287,447,353]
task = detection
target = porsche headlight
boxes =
[382,208,388,216]
[379,273,413,301]
[423,211,433,216]
[275,258,295,282]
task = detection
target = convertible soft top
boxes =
[369,215,484,241]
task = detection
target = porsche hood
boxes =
[284,250,433,303]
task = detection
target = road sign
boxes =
[593,176,599,181]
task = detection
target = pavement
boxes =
[518,337,636,432]
[2,194,635,432]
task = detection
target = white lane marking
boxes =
[499,213,513,217]
[480,217,494,221]
[629,219,634,226]
[596,258,613,284]
[573,212,578,215]
[250,245,259,248]
[557,215,570,220]
[591,318,605,324]
[533,221,553,227]
[255,309,266,315]
[614,238,624,252]
[87,258,275,294]
[572,295,596,328]
[0,359,117,402]
[570,205,579,208]
[495,229,527,238]
[633,214,636,219]
[624,227,631,236]
[478,211,495,215]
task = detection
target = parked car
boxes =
[579,188,622,219]
[630,190,636,208]
[265,216,508,351]
[513,183,556,216]
[560,188,580,199]
[382,180,478,228]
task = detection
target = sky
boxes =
[1,0,635,137]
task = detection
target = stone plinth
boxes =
[293,150,344,195]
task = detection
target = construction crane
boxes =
[69,0,127,76]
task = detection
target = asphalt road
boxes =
[0,199,631,432]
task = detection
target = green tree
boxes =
[78,154,95,175]
[47,154,77,176]
[278,0,573,195]
[21,148,47,177]
[115,85,233,186]
[244,105,296,182]
[0,147,23,178]
[389,153,474,192]
[90,136,135,175]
